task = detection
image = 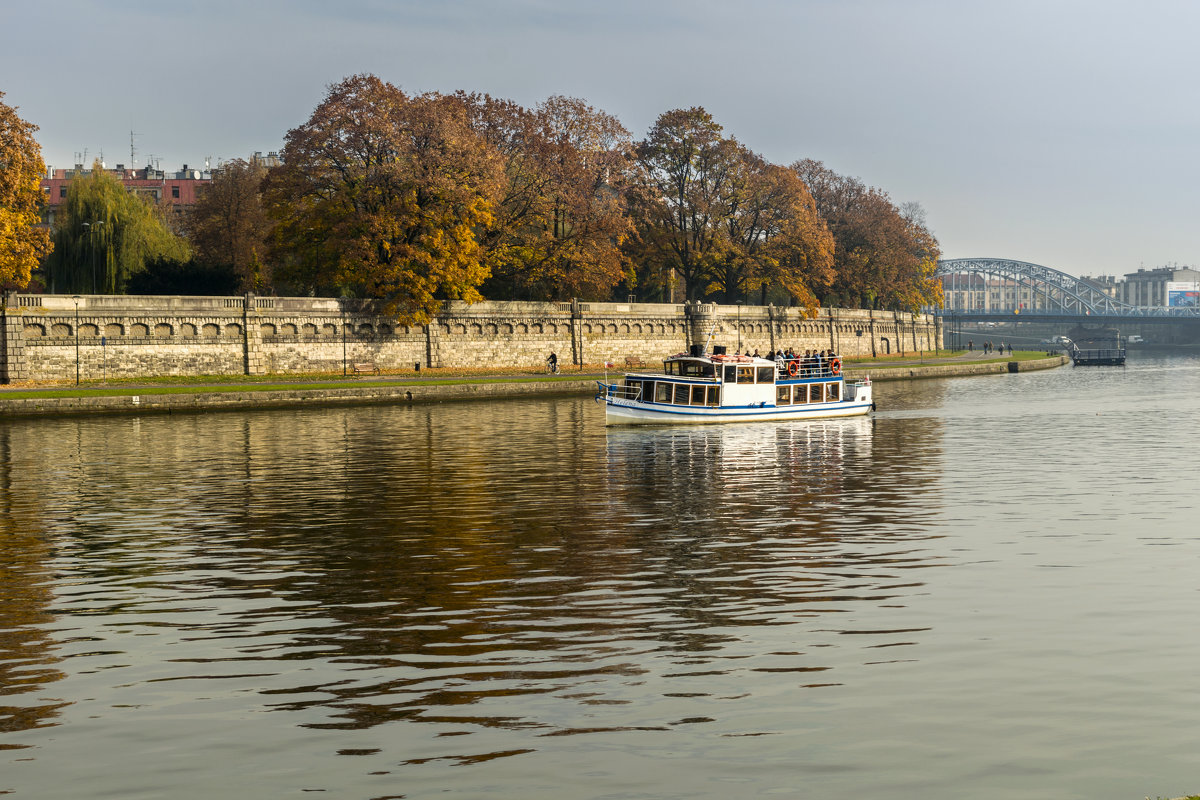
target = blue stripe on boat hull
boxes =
[603,400,872,426]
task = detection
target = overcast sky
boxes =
[4,0,1198,278]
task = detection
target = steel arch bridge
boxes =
[935,258,1200,317]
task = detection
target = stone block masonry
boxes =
[0,294,941,383]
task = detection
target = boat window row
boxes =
[723,365,775,384]
[625,379,719,407]
[776,382,840,404]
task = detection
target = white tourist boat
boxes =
[596,345,873,426]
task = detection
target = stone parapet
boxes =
[0,294,941,383]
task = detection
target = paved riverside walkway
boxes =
[0,351,1068,418]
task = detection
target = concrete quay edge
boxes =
[0,356,1068,419]
[844,354,1069,382]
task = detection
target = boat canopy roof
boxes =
[664,352,776,367]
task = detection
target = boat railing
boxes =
[595,381,643,403]
[776,362,843,380]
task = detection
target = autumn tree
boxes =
[455,93,634,300]
[0,92,52,290]
[43,164,189,294]
[185,158,273,293]
[792,159,941,311]
[711,148,834,308]
[266,74,502,323]
[629,107,739,302]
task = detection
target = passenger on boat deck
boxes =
[753,348,760,357]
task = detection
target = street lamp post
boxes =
[81,220,104,294]
[72,295,81,385]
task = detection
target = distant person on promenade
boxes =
[547,351,558,373]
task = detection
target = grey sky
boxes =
[4,0,1198,277]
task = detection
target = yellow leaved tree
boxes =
[0,92,52,290]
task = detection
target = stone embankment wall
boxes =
[0,294,941,383]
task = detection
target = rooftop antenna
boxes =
[130,130,140,166]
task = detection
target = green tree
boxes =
[43,164,189,294]
[265,74,501,323]
[0,92,52,289]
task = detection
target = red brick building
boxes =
[40,163,212,228]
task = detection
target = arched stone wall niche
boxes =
[24,324,45,337]
[154,323,173,337]
[223,324,242,338]
[80,324,101,337]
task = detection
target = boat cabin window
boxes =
[826,382,840,402]
[624,378,652,401]
[723,365,736,383]
[756,366,774,384]
[650,380,720,406]
[736,366,755,383]
[667,359,715,378]
[796,384,812,404]
[776,385,792,405]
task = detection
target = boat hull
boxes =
[603,398,873,426]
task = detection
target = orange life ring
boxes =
[787,360,799,377]
[830,358,841,375]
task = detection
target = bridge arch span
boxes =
[936,258,1141,316]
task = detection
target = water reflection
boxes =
[0,394,953,796]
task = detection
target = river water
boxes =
[2,353,1199,800]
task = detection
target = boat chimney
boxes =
[712,345,727,356]
[689,343,705,357]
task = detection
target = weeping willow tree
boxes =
[43,164,189,293]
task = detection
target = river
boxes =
[2,352,1199,799]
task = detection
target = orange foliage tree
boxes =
[792,159,942,311]
[265,74,502,323]
[712,148,834,309]
[455,92,634,300]
[0,92,52,290]
[185,158,273,293]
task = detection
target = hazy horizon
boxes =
[5,0,1199,278]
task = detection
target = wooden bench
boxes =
[625,355,647,369]
[352,362,380,375]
